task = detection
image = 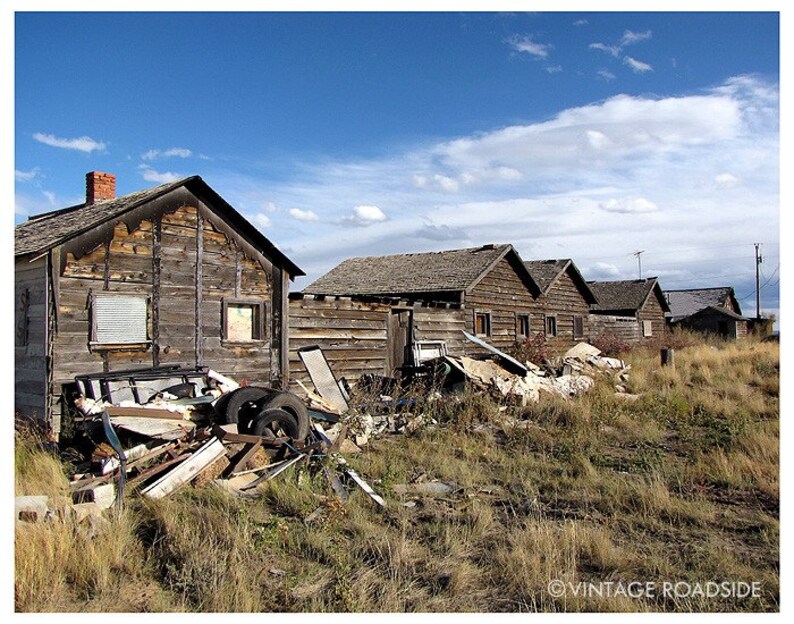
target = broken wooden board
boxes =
[141,437,226,499]
[239,454,307,490]
[106,405,190,419]
[110,416,195,440]
[461,330,528,375]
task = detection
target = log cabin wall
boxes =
[637,292,669,341]
[464,256,540,353]
[49,202,280,430]
[537,269,592,348]
[588,314,641,343]
[288,295,468,396]
[14,257,49,422]
[288,296,391,393]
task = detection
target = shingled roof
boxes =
[524,258,598,304]
[663,287,741,322]
[588,277,670,314]
[14,175,304,277]
[304,244,540,298]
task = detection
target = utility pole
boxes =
[633,250,644,279]
[755,243,762,320]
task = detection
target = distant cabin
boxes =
[15,171,303,439]
[587,278,670,343]
[523,259,598,346]
[664,287,750,339]
[290,244,542,387]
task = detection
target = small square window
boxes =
[223,299,265,342]
[545,315,557,337]
[92,294,149,346]
[517,314,530,338]
[474,311,491,337]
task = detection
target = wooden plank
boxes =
[224,441,262,477]
[142,437,226,499]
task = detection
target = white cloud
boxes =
[597,69,616,81]
[250,213,272,230]
[620,30,652,46]
[142,147,193,160]
[507,35,551,59]
[545,65,563,74]
[138,164,182,184]
[573,19,588,27]
[15,167,41,182]
[598,197,659,214]
[624,56,653,73]
[715,173,740,188]
[33,132,106,153]
[207,76,776,306]
[289,208,320,222]
[341,205,387,227]
[42,190,57,206]
[589,42,621,57]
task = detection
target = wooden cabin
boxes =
[587,277,670,343]
[15,172,303,439]
[522,259,598,347]
[288,293,467,391]
[292,244,542,382]
[664,287,749,339]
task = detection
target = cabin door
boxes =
[388,308,414,375]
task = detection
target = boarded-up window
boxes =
[642,320,653,337]
[573,315,584,339]
[474,311,491,337]
[545,315,557,337]
[517,314,530,338]
[223,299,265,342]
[92,294,149,345]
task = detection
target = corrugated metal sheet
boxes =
[95,295,148,344]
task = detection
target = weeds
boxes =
[15,336,779,612]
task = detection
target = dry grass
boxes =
[15,336,779,612]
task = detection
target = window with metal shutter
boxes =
[93,295,149,344]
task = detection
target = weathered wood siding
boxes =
[288,297,391,393]
[48,200,281,427]
[637,293,668,340]
[588,314,641,343]
[465,257,539,352]
[288,296,469,396]
[538,269,591,347]
[15,257,48,420]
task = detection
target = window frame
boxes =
[474,310,492,337]
[516,313,530,339]
[222,297,266,344]
[545,314,558,338]
[573,315,585,339]
[89,292,151,350]
[642,319,653,337]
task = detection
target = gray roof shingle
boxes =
[524,258,598,303]
[588,278,669,313]
[663,287,740,322]
[304,244,536,297]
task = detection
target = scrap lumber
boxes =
[109,416,195,440]
[141,437,227,499]
[224,440,262,477]
[239,454,307,491]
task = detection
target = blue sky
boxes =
[12,9,781,318]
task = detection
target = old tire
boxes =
[259,391,310,440]
[250,408,301,439]
[218,386,270,429]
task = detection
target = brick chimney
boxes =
[86,171,116,204]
